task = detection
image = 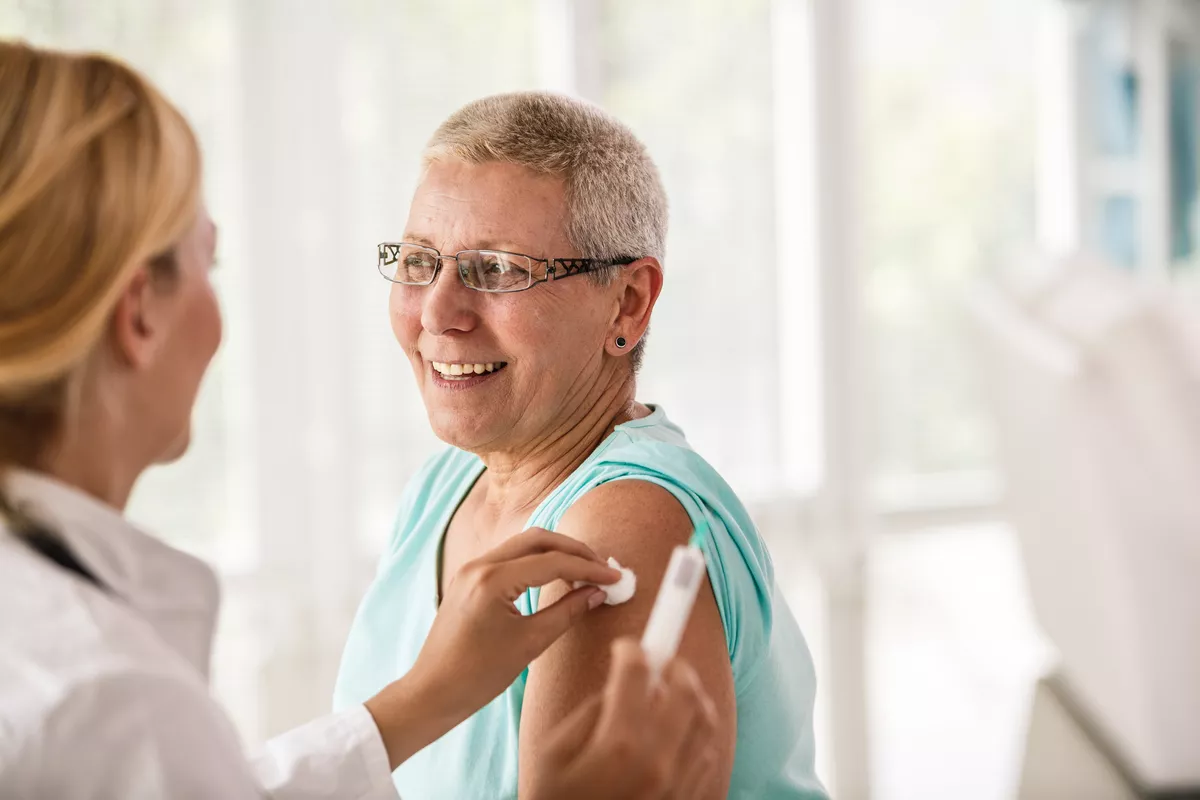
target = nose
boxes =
[420,256,479,337]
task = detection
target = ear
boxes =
[109,267,170,370]
[606,257,663,357]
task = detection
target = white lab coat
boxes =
[0,470,399,800]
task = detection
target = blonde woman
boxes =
[0,41,718,800]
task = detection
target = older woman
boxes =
[334,93,827,799]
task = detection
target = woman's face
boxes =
[391,159,622,453]
[140,204,223,464]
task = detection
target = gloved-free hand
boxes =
[529,638,720,800]
[365,527,619,767]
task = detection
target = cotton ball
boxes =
[599,557,637,605]
[575,556,637,606]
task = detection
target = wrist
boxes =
[364,668,459,770]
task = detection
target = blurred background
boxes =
[4,0,1199,798]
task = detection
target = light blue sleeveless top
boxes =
[334,406,827,799]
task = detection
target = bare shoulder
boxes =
[557,478,694,561]
[520,478,737,799]
[543,477,721,672]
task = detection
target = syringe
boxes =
[639,521,709,678]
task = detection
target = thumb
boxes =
[544,692,603,760]
[523,586,605,657]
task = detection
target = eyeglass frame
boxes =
[377,241,637,294]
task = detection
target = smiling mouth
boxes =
[430,361,508,381]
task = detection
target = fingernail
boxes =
[587,589,607,609]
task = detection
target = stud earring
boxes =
[615,336,628,349]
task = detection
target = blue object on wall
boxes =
[1169,45,1198,263]
[1100,195,1139,269]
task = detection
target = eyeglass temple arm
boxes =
[545,257,634,282]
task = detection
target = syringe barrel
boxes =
[640,544,706,675]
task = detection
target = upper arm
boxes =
[518,479,737,799]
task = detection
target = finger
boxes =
[677,663,719,738]
[519,586,606,658]
[673,745,718,800]
[670,676,719,796]
[543,692,603,760]
[646,658,705,767]
[494,551,621,597]
[595,639,652,737]
[478,528,606,565]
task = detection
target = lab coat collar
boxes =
[2,469,221,679]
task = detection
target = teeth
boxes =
[431,361,505,379]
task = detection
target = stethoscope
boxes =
[3,499,104,589]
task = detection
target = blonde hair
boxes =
[0,40,201,478]
[424,91,668,371]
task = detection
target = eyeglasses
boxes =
[377,242,635,294]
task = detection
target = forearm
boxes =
[364,673,462,771]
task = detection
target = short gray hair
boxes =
[422,91,667,372]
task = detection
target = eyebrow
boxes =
[474,240,536,254]
[404,233,435,247]
[403,234,542,257]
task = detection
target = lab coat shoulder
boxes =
[0,539,399,800]
[0,457,409,800]
[0,545,255,798]
[1,657,262,800]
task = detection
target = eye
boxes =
[392,247,438,283]
[466,252,533,291]
[483,256,514,274]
